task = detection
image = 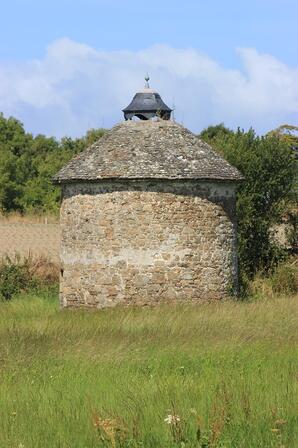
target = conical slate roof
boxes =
[53,120,244,184]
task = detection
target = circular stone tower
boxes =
[53,82,243,308]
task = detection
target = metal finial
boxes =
[144,74,150,89]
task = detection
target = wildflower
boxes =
[164,414,181,425]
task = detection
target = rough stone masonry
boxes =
[54,120,243,308]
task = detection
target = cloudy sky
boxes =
[0,0,297,137]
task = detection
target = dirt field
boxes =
[0,216,60,262]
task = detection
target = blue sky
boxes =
[0,0,297,137]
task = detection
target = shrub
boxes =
[27,256,59,285]
[0,256,33,300]
[0,255,59,301]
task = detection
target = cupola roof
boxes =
[122,76,172,121]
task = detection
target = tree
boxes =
[200,125,297,283]
[267,124,298,251]
[267,124,298,154]
[0,113,106,214]
[0,114,33,211]
[199,123,233,141]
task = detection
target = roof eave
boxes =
[52,175,244,185]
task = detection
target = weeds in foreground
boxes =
[249,256,297,299]
[93,413,128,447]
[90,385,292,447]
[90,404,291,447]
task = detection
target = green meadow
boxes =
[0,292,297,447]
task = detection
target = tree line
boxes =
[0,113,296,285]
[200,124,297,287]
[0,113,105,214]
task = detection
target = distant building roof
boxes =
[53,120,244,184]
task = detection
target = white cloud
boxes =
[0,38,297,137]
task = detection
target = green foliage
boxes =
[0,255,58,300]
[267,124,298,246]
[0,113,106,214]
[199,123,233,141]
[200,125,297,282]
[267,123,298,152]
[0,256,34,300]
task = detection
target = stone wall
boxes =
[60,180,238,308]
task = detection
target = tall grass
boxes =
[0,292,297,447]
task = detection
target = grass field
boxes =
[0,292,297,447]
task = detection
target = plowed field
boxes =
[0,219,60,262]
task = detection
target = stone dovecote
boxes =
[53,119,243,308]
